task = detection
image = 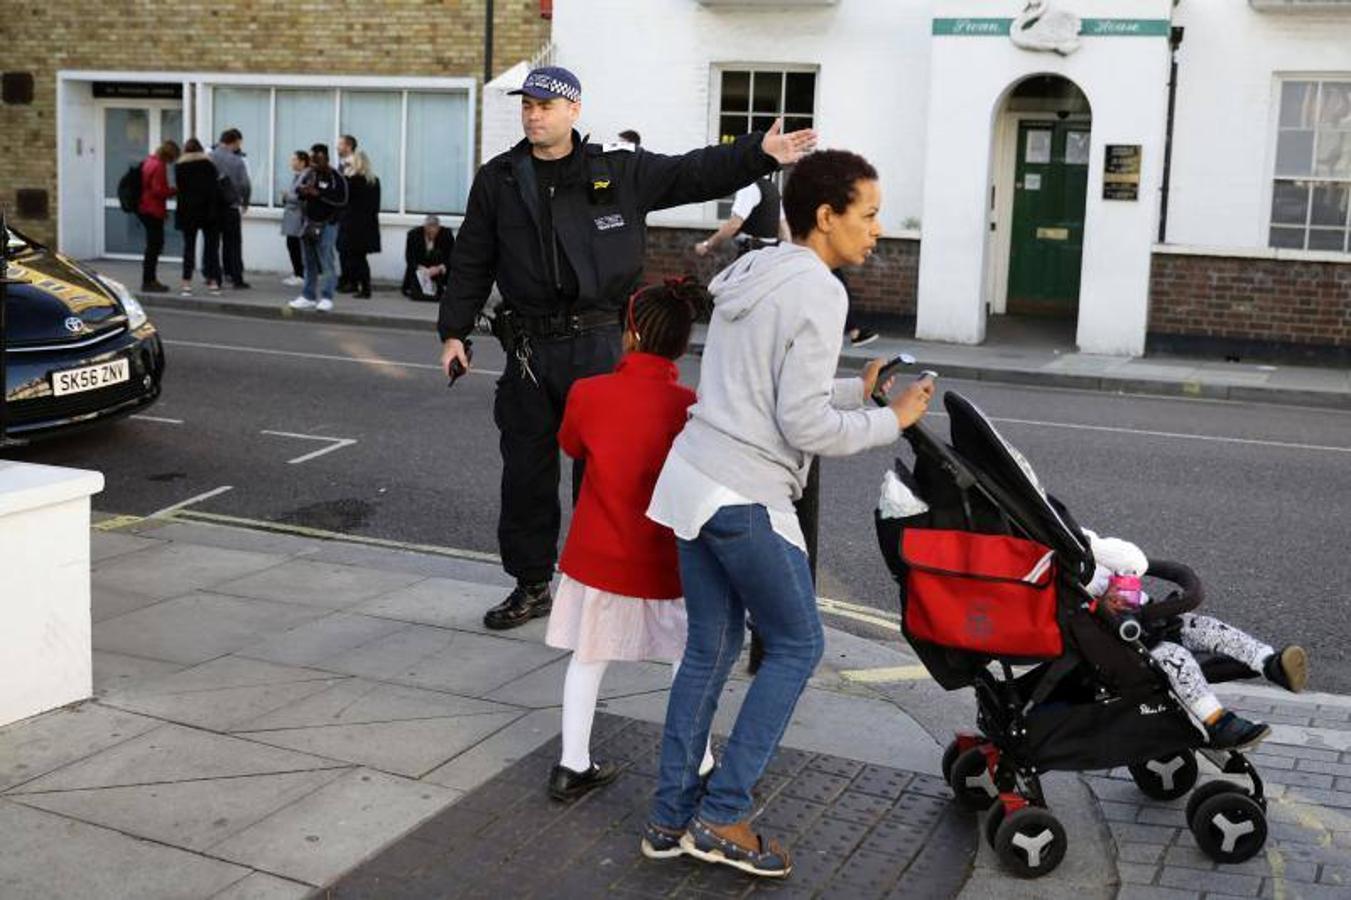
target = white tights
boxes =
[560,654,715,775]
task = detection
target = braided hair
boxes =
[626,276,709,360]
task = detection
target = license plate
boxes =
[52,359,130,396]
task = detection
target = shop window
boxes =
[212,82,472,216]
[713,66,817,218]
[1271,79,1351,252]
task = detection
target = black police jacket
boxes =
[438,129,778,342]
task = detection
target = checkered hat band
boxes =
[526,75,580,101]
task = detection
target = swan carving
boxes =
[1010,1,1082,56]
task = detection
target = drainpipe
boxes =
[1157,26,1184,243]
[484,0,495,86]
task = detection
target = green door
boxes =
[1007,122,1090,316]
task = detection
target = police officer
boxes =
[693,175,789,258]
[438,66,817,630]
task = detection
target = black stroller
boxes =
[874,391,1271,878]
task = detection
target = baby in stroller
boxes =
[1083,530,1308,751]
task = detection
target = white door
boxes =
[100,102,184,259]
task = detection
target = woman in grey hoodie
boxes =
[643,150,933,877]
[280,150,310,286]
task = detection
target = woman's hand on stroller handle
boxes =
[890,375,936,430]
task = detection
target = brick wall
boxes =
[0,1,550,246]
[1147,251,1351,363]
[642,226,921,325]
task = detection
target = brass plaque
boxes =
[1104,144,1142,201]
[1036,227,1070,241]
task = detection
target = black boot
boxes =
[548,761,619,802]
[1206,711,1271,751]
[483,580,552,630]
[1263,645,1308,693]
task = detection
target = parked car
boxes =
[2,227,165,443]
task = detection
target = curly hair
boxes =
[626,276,709,360]
[782,150,879,240]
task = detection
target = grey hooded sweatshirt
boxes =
[671,242,899,513]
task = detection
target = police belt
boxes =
[511,308,618,338]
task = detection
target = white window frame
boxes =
[706,63,819,222]
[1267,75,1351,255]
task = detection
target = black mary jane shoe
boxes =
[548,761,619,802]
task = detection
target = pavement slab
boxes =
[93,590,329,665]
[419,707,561,793]
[237,611,410,669]
[11,768,346,852]
[9,722,349,793]
[90,530,164,564]
[209,767,459,887]
[350,575,551,641]
[0,703,162,793]
[208,872,315,900]
[233,677,520,731]
[0,800,249,900]
[91,651,188,697]
[314,621,566,695]
[210,559,426,610]
[92,542,291,601]
[91,583,171,623]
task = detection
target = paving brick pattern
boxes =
[1085,692,1351,900]
[323,714,975,899]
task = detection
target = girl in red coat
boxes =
[546,278,715,802]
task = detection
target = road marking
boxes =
[92,514,145,532]
[816,596,901,631]
[923,410,1351,455]
[147,485,234,518]
[260,430,358,465]
[131,414,184,424]
[838,665,931,684]
[162,338,504,377]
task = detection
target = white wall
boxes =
[916,0,1173,353]
[551,0,935,234]
[1167,0,1351,251]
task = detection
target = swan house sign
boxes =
[933,11,1170,49]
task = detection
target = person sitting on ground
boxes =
[545,277,716,804]
[1089,532,1308,751]
[643,149,934,878]
[402,215,455,302]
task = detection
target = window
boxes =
[211,82,472,216]
[714,67,817,218]
[1271,80,1351,252]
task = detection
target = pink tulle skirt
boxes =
[545,574,688,664]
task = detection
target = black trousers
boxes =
[182,226,222,283]
[344,250,371,292]
[138,213,164,286]
[493,326,623,584]
[286,236,304,277]
[219,208,244,285]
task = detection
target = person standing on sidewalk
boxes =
[209,128,252,290]
[641,150,933,876]
[337,150,381,299]
[545,278,716,803]
[336,133,359,293]
[280,150,311,288]
[172,138,221,297]
[136,139,179,292]
[288,143,348,313]
[692,175,789,259]
[438,65,817,632]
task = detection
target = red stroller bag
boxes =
[901,528,1063,657]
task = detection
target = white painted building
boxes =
[536,0,1351,356]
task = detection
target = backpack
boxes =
[116,163,142,213]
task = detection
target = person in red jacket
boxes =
[138,139,180,292]
[546,278,716,802]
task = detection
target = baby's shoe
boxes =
[1206,711,1271,751]
[1264,645,1308,693]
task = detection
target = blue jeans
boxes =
[651,504,824,827]
[301,223,338,300]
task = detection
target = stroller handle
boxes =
[1137,559,1204,622]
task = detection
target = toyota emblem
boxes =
[64,317,85,333]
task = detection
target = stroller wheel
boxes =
[941,739,962,785]
[983,801,1005,849]
[994,807,1067,878]
[1128,750,1199,801]
[1184,779,1247,826]
[1190,792,1267,864]
[950,747,998,811]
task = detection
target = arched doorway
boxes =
[988,75,1092,323]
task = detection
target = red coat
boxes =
[138,155,176,219]
[558,352,695,599]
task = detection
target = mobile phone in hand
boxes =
[447,340,473,388]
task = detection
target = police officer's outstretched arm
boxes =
[438,169,498,376]
[635,119,818,213]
